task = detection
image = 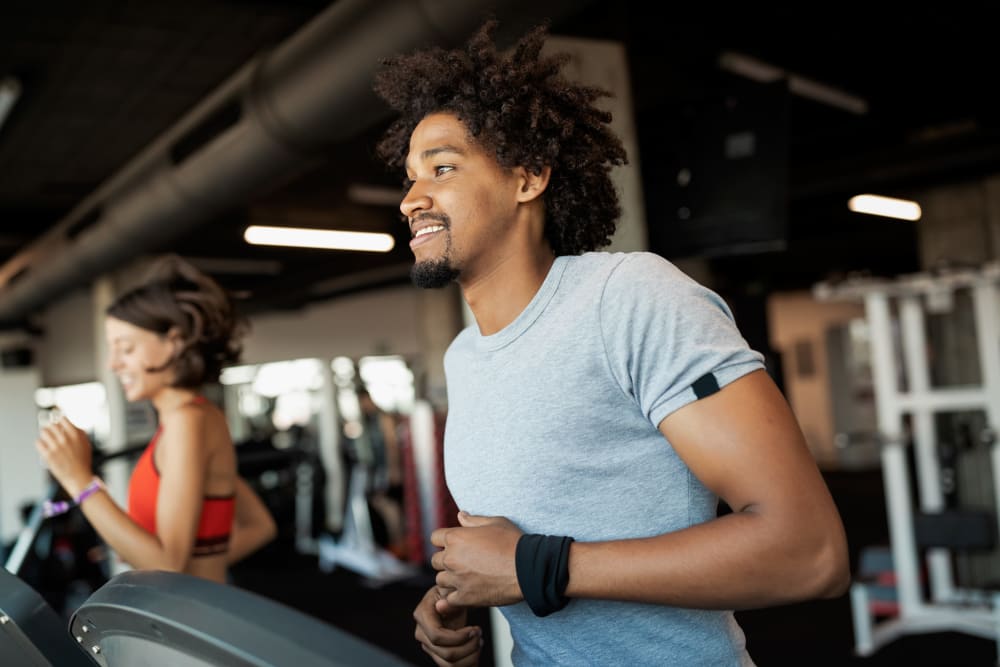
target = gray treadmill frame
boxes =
[0,567,92,666]
[70,569,415,666]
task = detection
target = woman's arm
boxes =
[226,476,278,565]
[36,413,206,572]
[149,406,214,571]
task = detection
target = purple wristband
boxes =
[42,499,71,518]
[74,477,105,505]
[43,477,104,518]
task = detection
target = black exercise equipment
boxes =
[4,480,59,576]
[236,431,326,557]
[914,509,997,551]
[0,566,90,666]
[70,570,414,666]
[5,444,145,576]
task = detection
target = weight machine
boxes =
[815,263,1000,657]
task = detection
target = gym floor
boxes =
[228,467,1000,667]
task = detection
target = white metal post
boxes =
[316,359,343,535]
[899,295,955,603]
[865,291,923,615]
[972,282,1000,545]
[851,583,874,655]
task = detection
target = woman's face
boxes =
[104,316,175,401]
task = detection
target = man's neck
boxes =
[461,247,555,336]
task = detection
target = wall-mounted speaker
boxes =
[644,77,789,260]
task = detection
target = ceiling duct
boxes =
[0,0,586,329]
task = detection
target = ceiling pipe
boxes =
[0,0,587,328]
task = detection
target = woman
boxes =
[35,255,276,583]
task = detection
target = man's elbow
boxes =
[809,531,851,599]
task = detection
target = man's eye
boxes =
[435,165,454,177]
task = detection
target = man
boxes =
[373,20,849,667]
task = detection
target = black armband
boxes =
[515,533,574,617]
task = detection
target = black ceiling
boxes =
[1,0,998,327]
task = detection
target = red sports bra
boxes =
[127,401,235,557]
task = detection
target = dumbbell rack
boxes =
[814,263,1000,657]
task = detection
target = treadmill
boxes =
[70,569,416,666]
[0,566,91,666]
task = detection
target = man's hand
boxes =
[413,585,482,667]
[431,512,523,608]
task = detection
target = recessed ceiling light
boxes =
[244,225,394,252]
[847,194,922,221]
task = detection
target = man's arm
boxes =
[564,368,849,608]
[433,369,849,610]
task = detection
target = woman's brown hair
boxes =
[106,255,248,387]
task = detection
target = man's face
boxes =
[400,112,522,288]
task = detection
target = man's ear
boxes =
[515,166,551,203]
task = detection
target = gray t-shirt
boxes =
[444,251,764,666]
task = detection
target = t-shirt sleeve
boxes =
[599,252,765,427]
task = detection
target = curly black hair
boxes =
[107,254,248,388]
[373,19,627,256]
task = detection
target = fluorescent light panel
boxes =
[244,225,395,252]
[848,194,922,221]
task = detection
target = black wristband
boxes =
[515,533,575,617]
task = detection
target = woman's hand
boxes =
[35,417,94,496]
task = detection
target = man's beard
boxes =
[411,258,459,288]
